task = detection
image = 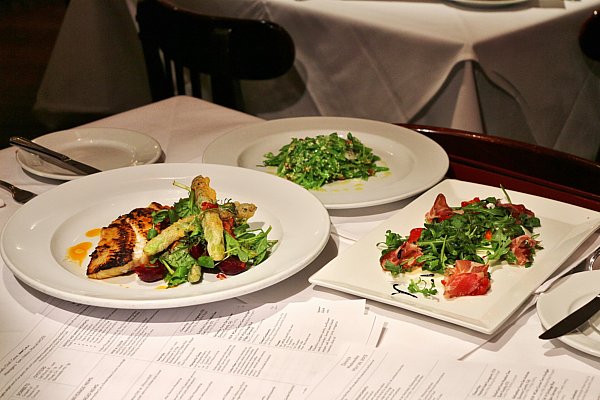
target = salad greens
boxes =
[138,180,277,287]
[378,193,542,296]
[262,132,389,190]
[407,277,438,297]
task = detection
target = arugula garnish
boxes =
[379,195,542,290]
[262,132,388,190]
[407,277,438,297]
[224,226,276,264]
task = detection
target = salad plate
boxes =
[537,270,600,357]
[309,179,600,334]
[16,127,162,181]
[0,163,331,309]
[202,117,448,209]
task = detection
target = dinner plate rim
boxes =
[15,127,163,181]
[309,178,600,334]
[446,0,529,8]
[0,163,331,309]
[202,116,449,210]
[536,270,600,357]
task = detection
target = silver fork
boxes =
[585,246,600,271]
[0,180,37,204]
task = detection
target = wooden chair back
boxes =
[399,124,600,211]
[136,0,295,111]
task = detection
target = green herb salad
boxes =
[262,132,388,190]
[378,190,542,298]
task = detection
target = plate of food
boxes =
[0,163,330,309]
[309,179,600,334]
[202,117,449,209]
[15,127,162,180]
[537,270,600,357]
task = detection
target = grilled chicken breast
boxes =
[87,202,166,279]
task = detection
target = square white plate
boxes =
[310,179,600,334]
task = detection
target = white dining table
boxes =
[34,0,600,161]
[2,96,600,394]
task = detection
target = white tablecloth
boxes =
[2,96,600,378]
[34,0,600,160]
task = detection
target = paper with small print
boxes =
[0,298,597,400]
[0,298,379,400]
[307,345,599,399]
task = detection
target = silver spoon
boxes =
[0,180,37,204]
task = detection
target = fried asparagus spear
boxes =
[143,215,196,256]
[144,175,225,260]
[191,176,225,261]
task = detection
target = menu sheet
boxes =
[307,345,599,400]
[0,298,379,400]
[0,298,598,400]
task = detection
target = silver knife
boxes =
[539,294,600,339]
[9,136,102,175]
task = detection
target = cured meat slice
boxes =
[87,202,166,279]
[442,260,490,298]
[495,200,535,224]
[424,193,456,222]
[510,234,539,265]
[380,241,424,273]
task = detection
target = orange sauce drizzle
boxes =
[67,242,93,265]
[86,228,102,237]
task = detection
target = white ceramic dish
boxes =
[202,117,448,209]
[16,127,162,180]
[0,163,331,309]
[447,0,529,8]
[537,270,600,357]
[309,179,600,334]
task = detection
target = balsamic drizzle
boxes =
[391,283,418,298]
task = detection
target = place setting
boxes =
[10,127,163,181]
[3,116,600,321]
[536,247,600,357]
[1,112,599,365]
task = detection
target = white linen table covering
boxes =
[34,0,600,160]
[2,96,600,378]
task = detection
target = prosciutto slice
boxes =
[380,242,423,273]
[425,193,456,222]
[496,201,535,224]
[442,260,491,298]
[510,234,539,265]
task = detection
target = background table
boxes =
[34,0,600,160]
[2,96,600,378]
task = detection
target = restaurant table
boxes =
[2,96,600,388]
[34,0,600,161]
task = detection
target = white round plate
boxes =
[203,117,449,209]
[447,0,528,8]
[0,163,331,309]
[16,127,162,180]
[537,270,600,357]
